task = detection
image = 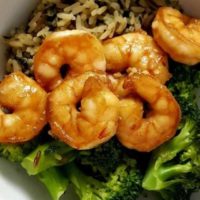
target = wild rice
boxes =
[5,0,180,76]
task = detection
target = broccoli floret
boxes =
[78,137,125,179]
[21,140,77,175]
[0,136,70,200]
[142,62,200,197]
[0,125,51,163]
[65,158,143,200]
[142,119,200,190]
[0,139,41,163]
[159,185,192,200]
[167,61,200,121]
[18,140,72,200]
[0,144,26,162]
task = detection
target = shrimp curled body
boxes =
[108,75,144,150]
[103,31,171,84]
[47,72,119,150]
[34,30,106,91]
[152,7,200,65]
[0,72,47,143]
[116,74,181,152]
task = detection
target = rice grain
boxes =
[5,0,180,76]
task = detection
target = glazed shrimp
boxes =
[152,7,200,65]
[34,30,106,91]
[47,72,119,150]
[108,74,144,145]
[116,74,181,152]
[0,72,47,143]
[103,31,171,84]
[108,74,130,98]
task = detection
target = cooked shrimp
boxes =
[47,72,119,150]
[0,72,47,143]
[103,31,171,84]
[116,73,181,152]
[108,74,130,98]
[108,74,144,147]
[118,97,143,142]
[34,30,106,91]
[152,7,200,65]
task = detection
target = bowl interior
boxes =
[0,0,39,78]
[0,1,200,200]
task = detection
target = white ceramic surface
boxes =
[0,1,200,200]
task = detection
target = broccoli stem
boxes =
[142,120,195,191]
[37,167,69,200]
[143,160,193,190]
[154,120,194,162]
[21,141,77,175]
[159,163,192,181]
[64,162,102,200]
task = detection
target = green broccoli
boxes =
[0,138,42,162]
[21,137,144,200]
[21,140,77,175]
[167,61,200,121]
[77,137,125,179]
[142,119,200,190]
[65,159,143,200]
[37,167,69,200]
[159,185,193,200]
[0,125,51,162]
[142,62,200,199]
[0,144,27,162]
[0,137,71,200]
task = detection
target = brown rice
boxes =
[5,0,180,77]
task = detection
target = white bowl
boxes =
[0,1,200,200]
[0,1,75,199]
